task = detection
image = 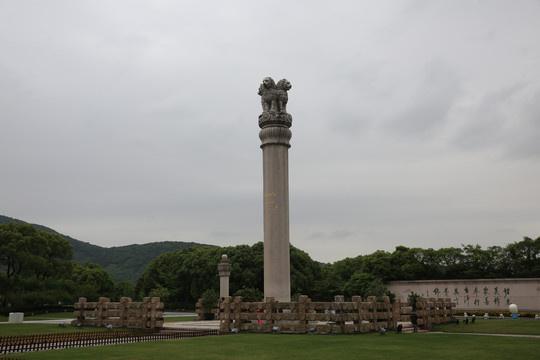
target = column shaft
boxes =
[262,144,291,302]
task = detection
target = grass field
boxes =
[1,319,539,359]
[3,332,538,360]
[0,323,111,336]
[0,318,195,336]
[164,316,196,322]
[432,319,540,335]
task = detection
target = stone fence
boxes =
[73,297,164,329]
[414,297,455,326]
[197,295,454,334]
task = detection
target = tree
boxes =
[149,285,170,302]
[114,280,136,300]
[71,262,115,301]
[312,266,345,301]
[363,278,393,302]
[290,245,321,296]
[461,244,492,279]
[329,257,363,282]
[505,237,540,277]
[361,251,392,281]
[0,223,73,309]
[227,243,264,296]
[136,242,322,308]
[136,246,222,309]
[233,287,264,302]
[343,271,374,298]
[0,223,72,279]
[389,246,427,280]
[200,289,219,315]
[435,247,465,279]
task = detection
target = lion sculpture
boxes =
[275,79,291,114]
[258,77,291,114]
[258,77,276,113]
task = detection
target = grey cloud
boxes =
[307,230,355,240]
[503,88,540,160]
[210,231,241,239]
[452,83,540,159]
[332,230,355,239]
[386,60,462,137]
[306,232,325,240]
[1,1,540,263]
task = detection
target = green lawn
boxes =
[432,319,540,335]
[0,323,109,336]
[2,319,539,359]
[5,332,538,360]
[164,316,197,322]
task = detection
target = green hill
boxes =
[0,215,208,283]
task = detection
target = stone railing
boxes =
[198,295,454,333]
[414,297,455,326]
[73,297,164,329]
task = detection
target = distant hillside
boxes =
[0,215,209,283]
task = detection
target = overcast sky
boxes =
[1,0,539,263]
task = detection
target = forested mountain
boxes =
[0,215,208,282]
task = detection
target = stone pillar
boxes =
[218,254,232,298]
[258,77,293,302]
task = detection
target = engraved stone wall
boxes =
[388,278,540,311]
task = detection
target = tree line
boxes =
[2,220,538,311]
[136,237,539,309]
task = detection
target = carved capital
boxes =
[258,76,292,148]
[259,126,292,148]
[258,112,292,129]
[218,254,231,277]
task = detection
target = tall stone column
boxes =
[258,77,292,302]
[218,254,231,298]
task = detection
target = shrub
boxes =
[233,287,264,302]
[200,289,219,313]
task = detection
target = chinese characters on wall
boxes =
[424,285,511,307]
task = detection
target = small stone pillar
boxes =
[218,254,232,298]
